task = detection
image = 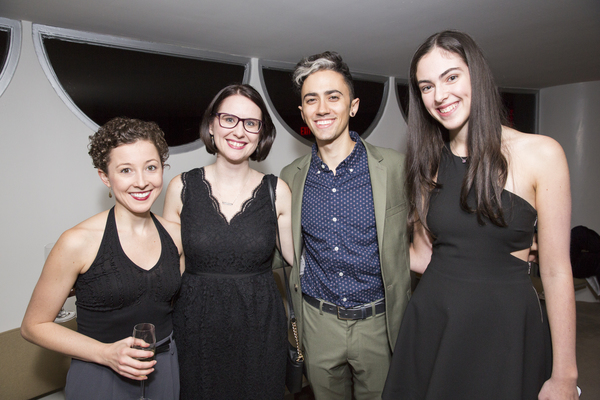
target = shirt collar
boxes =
[311,131,363,172]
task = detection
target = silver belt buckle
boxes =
[336,305,352,320]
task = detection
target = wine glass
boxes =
[132,323,156,400]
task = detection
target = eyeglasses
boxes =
[214,113,263,134]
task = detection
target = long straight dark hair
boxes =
[406,30,508,232]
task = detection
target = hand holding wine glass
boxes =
[132,323,156,400]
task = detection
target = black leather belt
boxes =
[155,332,173,355]
[303,295,385,320]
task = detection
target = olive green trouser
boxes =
[302,297,391,400]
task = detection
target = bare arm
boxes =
[21,224,156,380]
[410,221,433,274]
[275,178,294,266]
[533,139,578,400]
[163,174,184,224]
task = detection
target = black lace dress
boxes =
[173,168,287,400]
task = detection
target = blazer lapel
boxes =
[363,139,387,251]
[290,155,311,263]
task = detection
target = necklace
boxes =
[215,171,251,206]
[450,142,468,164]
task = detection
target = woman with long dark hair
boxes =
[383,31,578,399]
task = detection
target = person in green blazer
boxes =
[278,51,411,400]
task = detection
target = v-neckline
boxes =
[111,208,163,272]
[200,168,266,225]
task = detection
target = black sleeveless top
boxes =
[427,145,538,281]
[75,208,181,343]
[383,146,549,400]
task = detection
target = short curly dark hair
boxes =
[88,117,169,172]
[200,84,276,162]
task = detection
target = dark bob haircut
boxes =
[88,117,169,173]
[199,84,276,162]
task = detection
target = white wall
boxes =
[539,81,600,233]
[0,21,408,332]
[6,20,597,336]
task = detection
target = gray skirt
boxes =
[65,338,179,400]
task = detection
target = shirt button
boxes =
[317,170,321,174]
[334,246,339,251]
[321,164,325,169]
[332,188,337,193]
[339,272,343,277]
[349,168,354,172]
[332,217,337,222]
[342,297,347,302]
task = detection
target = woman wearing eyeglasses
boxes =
[163,84,294,400]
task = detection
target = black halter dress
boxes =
[383,147,551,399]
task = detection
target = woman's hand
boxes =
[538,376,579,400]
[100,337,157,380]
[529,233,539,263]
[410,221,433,274]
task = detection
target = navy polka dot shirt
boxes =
[301,131,384,308]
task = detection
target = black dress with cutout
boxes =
[383,147,551,400]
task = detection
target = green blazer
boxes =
[279,138,411,351]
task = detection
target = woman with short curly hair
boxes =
[22,117,183,400]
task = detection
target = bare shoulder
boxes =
[154,214,180,231]
[505,126,565,162]
[166,173,184,192]
[163,173,185,223]
[272,177,291,218]
[64,211,108,245]
[276,177,291,196]
[54,211,108,271]
[503,127,569,206]
[155,215,180,236]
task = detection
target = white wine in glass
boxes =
[132,323,156,400]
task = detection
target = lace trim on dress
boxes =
[199,167,266,225]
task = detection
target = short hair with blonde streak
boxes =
[292,51,355,99]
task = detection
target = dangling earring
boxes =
[108,188,112,198]
[210,135,215,146]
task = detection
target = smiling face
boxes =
[99,140,163,215]
[209,94,262,164]
[299,69,359,145]
[416,46,472,137]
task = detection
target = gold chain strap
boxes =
[268,177,304,363]
[290,318,304,362]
